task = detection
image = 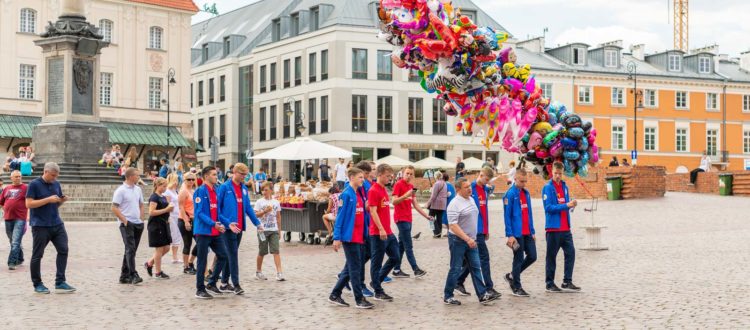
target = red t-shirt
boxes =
[367,183,393,236]
[392,180,413,222]
[547,181,570,232]
[476,185,488,235]
[519,190,530,235]
[0,184,28,221]
[207,185,220,236]
[351,194,366,244]
[232,182,243,230]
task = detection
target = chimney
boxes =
[630,44,645,61]
[741,50,750,72]
[599,40,623,48]
[517,36,545,54]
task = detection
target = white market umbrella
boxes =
[414,156,456,170]
[375,155,413,168]
[462,157,485,171]
[251,137,356,160]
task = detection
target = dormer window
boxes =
[573,47,586,65]
[604,49,618,67]
[668,54,681,71]
[698,56,711,73]
[201,44,208,63]
[290,13,299,37]
[310,7,320,31]
[223,37,230,57]
[272,19,281,42]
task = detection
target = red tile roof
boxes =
[128,0,199,12]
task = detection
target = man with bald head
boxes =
[1,170,29,270]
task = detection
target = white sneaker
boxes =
[256,272,267,280]
[276,273,286,281]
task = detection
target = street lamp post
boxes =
[627,61,643,165]
[165,68,176,152]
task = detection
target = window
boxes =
[744,95,750,112]
[310,7,320,31]
[223,37,230,57]
[644,127,656,151]
[283,102,291,138]
[352,148,374,164]
[668,54,681,71]
[645,89,657,107]
[190,83,193,108]
[271,19,280,42]
[706,129,718,157]
[698,57,711,73]
[219,75,226,102]
[198,81,204,106]
[19,8,36,33]
[706,93,718,110]
[18,64,35,99]
[408,69,421,82]
[294,56,302,86]
[377,50,392,80]
[309,53,317,83]
[744,130,750,154]
[321,50,328,80]
[260,107,267,141]
[611,125,624,150]
[148,77,162,109]
[100,19,113,42]
[201,44,208,63]
[198,118,204,149]
[269,105,277,139]
[260,65,267,93]
[149,26,163,49]
[540,83,552,99]
[408,150,429,162]
[352,49,367,79]
[611,87,624,106]
[604,49,617,67]
[675,91,688,109]
[408,98,423,134]
[290,13,299,37]
[676,128,688,152]
[208,78,214,104]
[308,98,317,135]
[578,86,591,104]
[433,99,447,135]
[219,115,226,146]
[572,47,585,65]
[352,95,367,132]
[321,96,329,133]
[434,150,447,160]
[377,96,392,133]
[283,59,290,88]
[269,62,277,91]
[208,116,215,144]
[100,72,112,106]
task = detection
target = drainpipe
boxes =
[722,81,727,163]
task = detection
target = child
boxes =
[321,185,341,245]
[254,182,284,281]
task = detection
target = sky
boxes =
[191,0,750,57]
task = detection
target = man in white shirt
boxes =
[111,168,145,285]
[333,158,347,191]
[690,152,712,185]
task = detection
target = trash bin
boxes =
[718,174,733,196]
[605,176,622,200]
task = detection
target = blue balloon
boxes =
[568,127,585,138]
[578,138,589,151]
[562,137,578,150]
[563,150,580,160]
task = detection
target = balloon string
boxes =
[574,175,594,199]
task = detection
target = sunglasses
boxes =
[186,178,195,181]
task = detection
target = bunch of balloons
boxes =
[377,0,599,178]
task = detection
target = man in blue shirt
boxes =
[25,162,75,294]
[254,167,268,194]
[158,159,170,178]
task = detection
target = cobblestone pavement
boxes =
[0,192,748,329]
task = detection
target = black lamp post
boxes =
[164,67,176,151]
[284,96,306,136]
[627,61,644,165]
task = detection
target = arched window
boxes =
[99,19,113,42]
[19,8,36,33]
[149,26,163,49]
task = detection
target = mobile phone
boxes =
[512,241,521,251]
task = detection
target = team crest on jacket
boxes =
[195,197,201,203]
[543,194,547,201]
[504,198,508,205]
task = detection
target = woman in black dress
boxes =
[144,177,174,279]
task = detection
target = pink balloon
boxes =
[527,132,543,149]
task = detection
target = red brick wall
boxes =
[667,171,749,195]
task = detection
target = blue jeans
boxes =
[337,232,370,289]
[369,234,400,294]
[457,233,493,289]
[220,231,243,286]
[444,234,486,300]
[545,231,575,286]
[195,234,228,291]
[395,221,418,272]
[511,235,537,289]
[30,224,68,287]
[5,220,26,266]
[331,242,364,302]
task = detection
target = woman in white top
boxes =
[164,173,183,263]
[690,153,712,184]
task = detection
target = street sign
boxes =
[744,159,750,170]
[631,150,638,165]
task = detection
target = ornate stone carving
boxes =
[40,16,103,39]
[150,53,163,72]
[73,60,91,94]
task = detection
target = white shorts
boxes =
[169,215,183,246]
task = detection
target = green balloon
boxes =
[543,131,560,146]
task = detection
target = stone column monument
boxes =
[32,0,110,164]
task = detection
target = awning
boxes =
[102,122,191,147]
[0,115,40,139]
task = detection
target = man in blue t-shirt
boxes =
[26,162,75,294]
[158,159,170,178]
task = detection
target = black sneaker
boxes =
[392,270,410,278]
[546,284,563,293]
[131,274,143,285]
[433,234,442,238]
[219,283,235,293]
[195,290,213,299]
[504,273,515,290]
[355,299,375,309]
[413,269,427,278]
[328,294,349,307]
[455,284,471,296]
[374,292,393,301]
[119,277,130,284]
[512,287,530,297]
[443,297,461,306]
[144,262,153,277]
[183,267,191,274]
[479,292,498,305]
[486,287,501,298]
[206,284,223,295]
[233,285,245,295]
[154,271,169,279]
[561,282,582,292]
